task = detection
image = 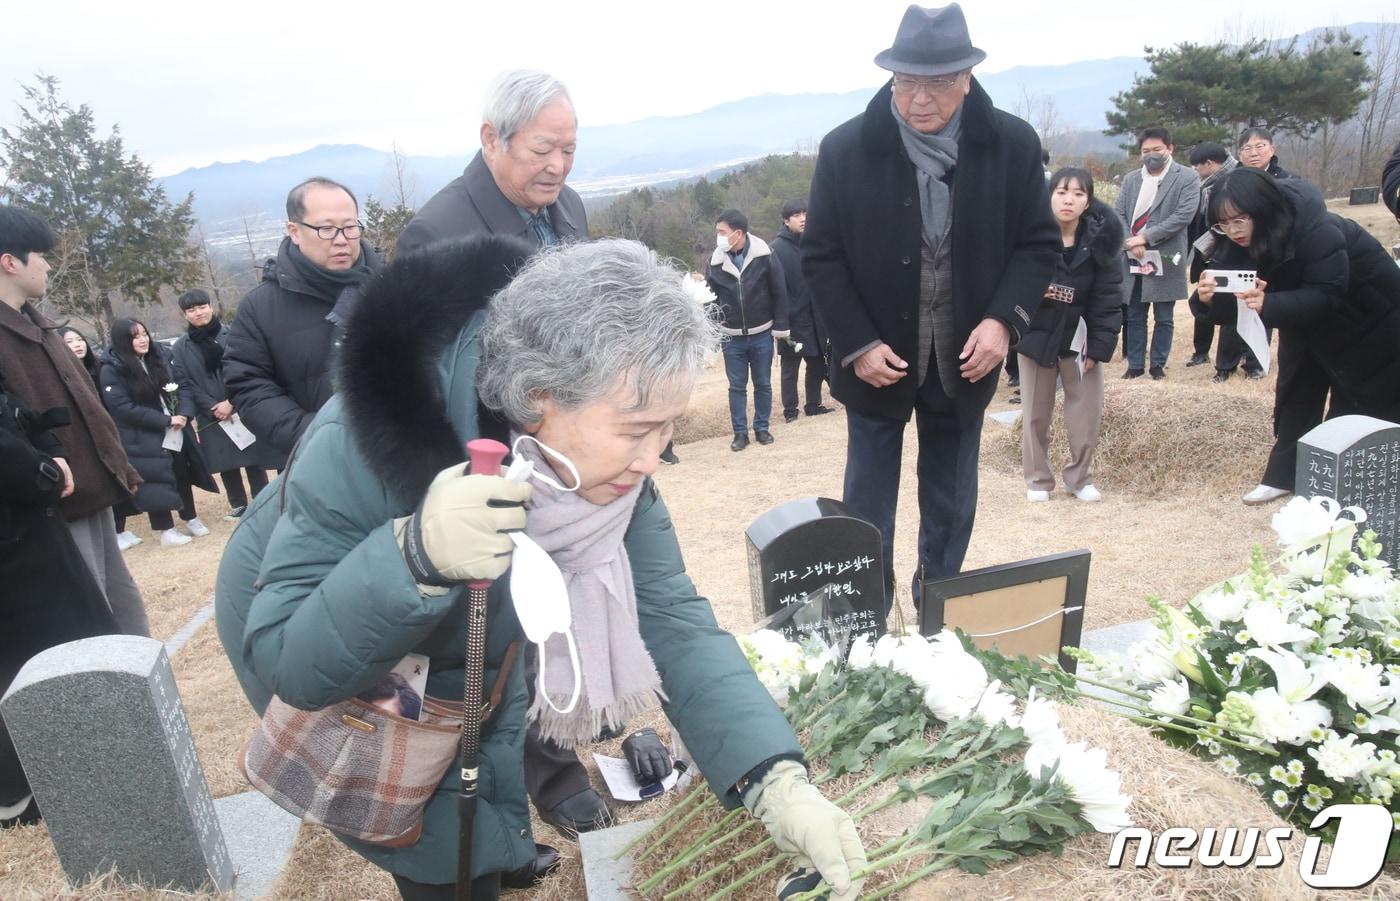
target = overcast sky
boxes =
[3,0,1394,176]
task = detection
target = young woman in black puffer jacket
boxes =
[1016,168,1126,504]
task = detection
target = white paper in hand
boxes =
[1070,317,1089,378]
[218,414,257,450]
[1235,298,1271,375]
[162,426,184,452]
[592,753,681,802]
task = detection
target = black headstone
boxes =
[1296,415,1400,566]
[745,497,886,644]
[1348,186,1381,205]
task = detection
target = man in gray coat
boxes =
[1114,127,1201,379]
[396,70,587,258]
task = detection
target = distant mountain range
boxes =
[161,22,1384,236]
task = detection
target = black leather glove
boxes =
[622,728,673,784]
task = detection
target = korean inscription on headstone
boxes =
[1296,415,1400,567]
[0,635,234,893]
[746,497,887,644]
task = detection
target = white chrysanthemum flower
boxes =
[1128,640,1180,684]
[162,382,179,393]
[846,634,875,671]
[1272,790,1290,808]
[1247,772,1266,786]
[1019,689,1067,749]
[972,681,1019,727]
[1024,741,1134,833]
[1325,658,1392,712]
[1342,572,1390,601]
[1287,759,1306,776]
[1194,585,1249,625]
[1303,794,1324,812]
[679,274,716,305]
[1243,603,1314,648]
[1245,689,1331,745]
[1308,732,1379,781]
[1147,677,1191,718]
[1218,755,1240,775]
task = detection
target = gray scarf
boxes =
[514,436,665,748]
[892,96,962,248]
[1191,156,1241,266]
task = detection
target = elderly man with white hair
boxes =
[397,70,586,257]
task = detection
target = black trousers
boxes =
[394,872,500,901]
[1261,349,1334,490]
[521,643,590,810]
[116,450,197,532]
[219,466,269,509]
[778,345,828,415]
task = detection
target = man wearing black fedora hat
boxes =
[803,4,1059,606]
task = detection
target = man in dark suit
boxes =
[803,4,1058,609]
[397,70,586,257]
[396,72,603,865]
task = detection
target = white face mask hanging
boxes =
[504,434,581,714]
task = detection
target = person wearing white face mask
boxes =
[215,235,867,901]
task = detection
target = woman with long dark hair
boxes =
[1016,168,1125,503]
[1193,168,1400,505]
[100,318,216,547]
[58,326,102,394]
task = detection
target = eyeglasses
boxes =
[296,221,364,241]
[1239,142,1272,153]
[1211,215,1252,235]
[892,73,962,97]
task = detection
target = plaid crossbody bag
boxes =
[241,641,521,847]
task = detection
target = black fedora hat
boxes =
[874,4,986,77]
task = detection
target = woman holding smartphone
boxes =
[1193,168,1400,505]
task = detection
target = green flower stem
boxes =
[636,808,748,892]
[853,747,1004,819]
[785,841,945,901]
[617,785,707,860]
[1125,714,1279,756]
[701,851,790,901]
[1062,685,1274,743]
[1065,673,1153,702]
[794,688,849,732]
[634,793,720,863]
[857,855,959,900]
[663,834,776,899]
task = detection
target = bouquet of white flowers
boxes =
[1068,496,1400,849]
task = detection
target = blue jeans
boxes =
[1124,299,1175,370]
[722,332,773,434]
[842,375,984,613]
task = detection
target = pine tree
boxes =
[0,75,199,337]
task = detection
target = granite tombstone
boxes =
[0,635,234,893]
[746,497,886,645]
[1296,415,1400,567]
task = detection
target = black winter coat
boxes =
[770,225,824,354]
[1015,199,1126,368]
[170,325,283,475]
[704,235,790,338]
[803,78,1060,419]
[1,369,118,805]
[223,238,382,466]
[100,347,216,513]
[1384,139,1400,222]
[1196,179,1400,421]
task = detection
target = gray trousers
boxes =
[66,508,150,637]
[1020,353,1105,493]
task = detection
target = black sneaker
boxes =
[1122,368,1145,379]
[1185,353,1211,367]
[1212,370,1232,384]
[224,505,247,522]
[659,446,679,465]
[731,434,749,452]
[783,411,799,423]
[1149,366,1166,380]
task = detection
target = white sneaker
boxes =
[1026,489,1051,502]
[115,530,142,551]
[1242,484,1291,506]
[160,528,193,547]
[1071,484,1102,502]
[184,517,211,537]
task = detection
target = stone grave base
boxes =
[215,790,301,900]
[579,819,655,900]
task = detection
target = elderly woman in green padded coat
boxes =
[213,235,866,901]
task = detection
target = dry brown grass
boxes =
[6,203,1397,897]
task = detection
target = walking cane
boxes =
[457,437,509,901]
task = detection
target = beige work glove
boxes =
[395,463,531,588]
[744,760,867,901]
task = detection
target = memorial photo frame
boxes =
[917,550,1090,673]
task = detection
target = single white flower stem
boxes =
[856,855,959,900]
[662,831,774,900]
[1061,685,1273,743]
[616,784,708,860]
[636,808,748,892]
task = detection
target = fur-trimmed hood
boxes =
[337,234,533,506]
